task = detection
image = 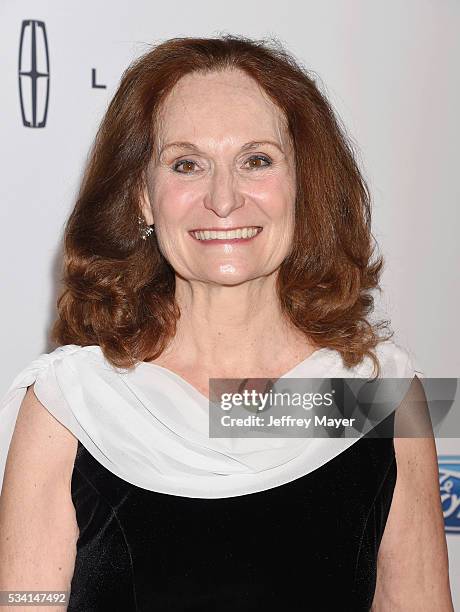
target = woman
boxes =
[0,35,453,611]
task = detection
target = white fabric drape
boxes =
[0,341,415,498]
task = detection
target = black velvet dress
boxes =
[67,411,397,612]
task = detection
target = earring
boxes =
[137,215,154,240]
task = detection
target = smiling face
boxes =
[141,68,297,285]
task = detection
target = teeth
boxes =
[192,227,260,241]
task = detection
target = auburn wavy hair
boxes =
[51,34,393,376]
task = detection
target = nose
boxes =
[203,163,244,217]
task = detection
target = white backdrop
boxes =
[1,0,459,605]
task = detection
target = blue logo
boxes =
[439,456,460,533]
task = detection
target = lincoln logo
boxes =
[18,19,50,128]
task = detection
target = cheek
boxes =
[152,169,296,224]
[250,174,296,220]
[154,179,201,224]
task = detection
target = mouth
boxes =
[188,226,263,243]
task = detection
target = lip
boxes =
[188,226,263,232]
[188,226,263,244]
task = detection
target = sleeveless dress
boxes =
[68,420,396,611]
[0,341,417,611]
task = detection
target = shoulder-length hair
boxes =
[51,34,393,376]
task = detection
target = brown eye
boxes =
[173,160,197,173]
[244,155,271,169]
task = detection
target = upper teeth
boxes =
[192,227,260,240]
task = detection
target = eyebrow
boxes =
[159,140,284,155]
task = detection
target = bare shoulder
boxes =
[0,385,80,598]
[371,376,454,610]
[2,384,79,491]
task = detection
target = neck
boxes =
[158,274,317,375]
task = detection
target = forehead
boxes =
[155,68,289,148]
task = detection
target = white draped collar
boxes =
[0,341,415,498]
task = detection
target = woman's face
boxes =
[141,68,297,285]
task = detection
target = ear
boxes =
[140,179,154,225]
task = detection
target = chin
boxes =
[205,266,259,286]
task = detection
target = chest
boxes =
[67,434,397,611]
